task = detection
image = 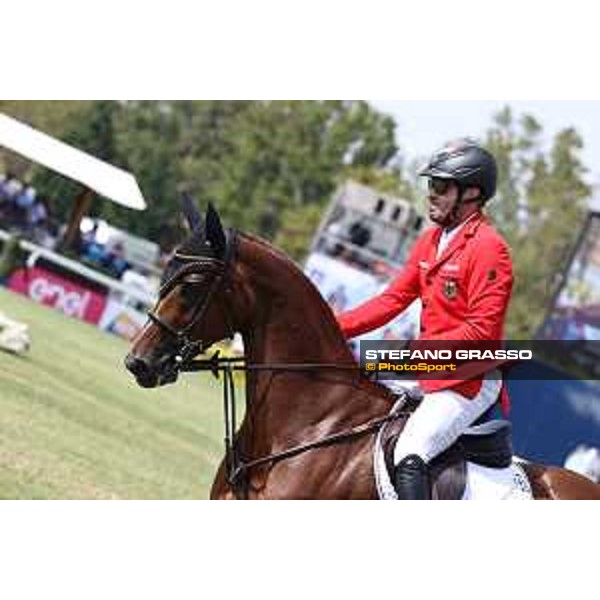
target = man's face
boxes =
[427,178,460,225]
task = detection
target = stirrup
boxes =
[393,454,431,500]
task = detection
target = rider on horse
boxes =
[337,138,513,500]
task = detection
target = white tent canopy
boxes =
[0,113,146,210]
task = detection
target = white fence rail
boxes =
[0,228,157,307]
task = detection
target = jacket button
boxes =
[420,326,426,334]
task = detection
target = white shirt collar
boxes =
[436,212,478,258]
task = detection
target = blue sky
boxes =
[370,101,600,186]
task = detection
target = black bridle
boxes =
[146,230,410,498]
[147,232,238,367]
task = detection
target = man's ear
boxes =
[463,186,482,203]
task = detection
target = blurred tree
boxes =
[110,100,182,238]
[2,101,400,247]
[170,100,399,252]
[484,108,591,338]
[274,204,325,261]
[343,162,415,201]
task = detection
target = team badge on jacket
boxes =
[443,279,458,299]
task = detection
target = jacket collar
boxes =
[429,211,485,270]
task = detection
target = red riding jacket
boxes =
[338,211,513,402]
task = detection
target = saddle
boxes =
[381,389,513,500]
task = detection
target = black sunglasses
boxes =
[428,178,454,196]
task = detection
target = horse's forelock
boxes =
[160,232,217,287]
[178,232,213,257]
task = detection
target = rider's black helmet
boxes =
[419,138,497,202]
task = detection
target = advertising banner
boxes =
[8,266,107,325]
[98,298,147,341]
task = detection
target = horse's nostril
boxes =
[125,354,150,378]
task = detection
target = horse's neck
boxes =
[237,234,354,367]
[235,235,388,452]
[245,294,349,366]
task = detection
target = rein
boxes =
[181,352,410,498]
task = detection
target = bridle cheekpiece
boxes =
[147,230,237,370]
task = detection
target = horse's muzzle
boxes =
[125,352,181,387]
[125,354,161,388]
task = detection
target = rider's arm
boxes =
[337,240,422,339]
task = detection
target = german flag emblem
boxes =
[443,279,457,299]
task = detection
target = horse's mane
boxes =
[238,231,351,343]
[238,231,394,402]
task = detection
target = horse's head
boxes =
[125,200,239,388]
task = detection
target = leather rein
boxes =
[181,353,409,497]
[147,231,409,497]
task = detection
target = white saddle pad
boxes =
[374,427,533,500]
[461,461,532,500]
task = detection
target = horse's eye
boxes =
[180,282,201,304]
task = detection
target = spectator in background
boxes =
[9,183,36,231]
[102,240,130,278]
[28,194,48,227]
[80,220,99,251]
[0,231,24,285]
[79,221,106,264]
[15,184,36,210]
[0,174,24,226]
[0,173,23,202]
[348,221,372,248]
[0,175,8,219]
[28,195,57,248]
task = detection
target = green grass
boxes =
[0,287,228,499]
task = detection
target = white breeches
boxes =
[388,372,502,466]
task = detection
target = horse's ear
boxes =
[181,193,203,234]
[205,202,227,257]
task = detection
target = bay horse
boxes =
[125,203,600,499]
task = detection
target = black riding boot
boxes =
[393,454,431,500]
